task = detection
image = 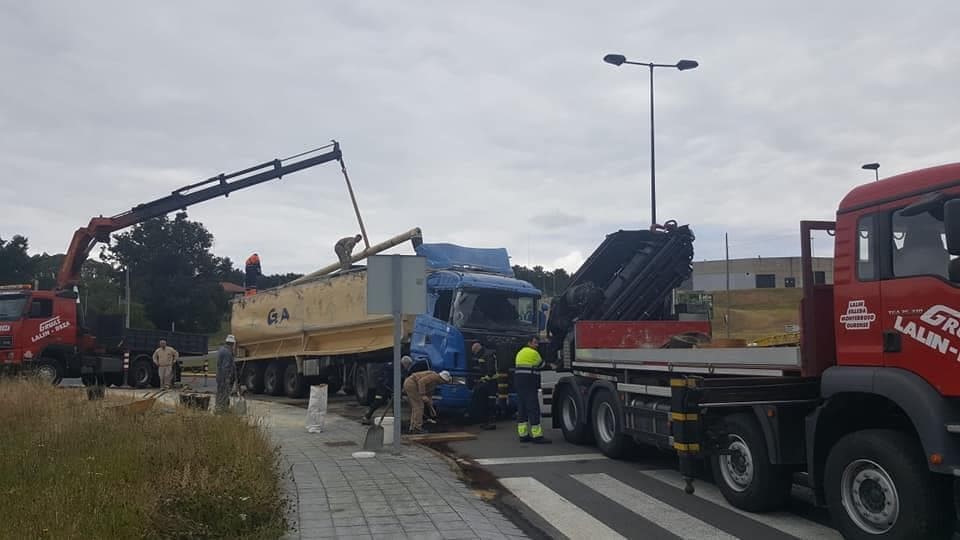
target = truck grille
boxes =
[0,336,11,349]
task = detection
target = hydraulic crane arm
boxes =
[56,141,344,290]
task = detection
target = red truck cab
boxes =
[0,285,87,382]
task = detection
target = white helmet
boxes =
[438,370,452,383]
[225,334,236,344]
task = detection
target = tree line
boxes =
[1,214,577,334]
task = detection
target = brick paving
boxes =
[107,388,528,540]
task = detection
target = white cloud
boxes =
[2,1,959,275]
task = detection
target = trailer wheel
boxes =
[325,373,343,395]
[354,364,373,405]
[590,389,633,458]
[129,358,154,389]
[825,429,952,539]
[711,413,791,512]
[35,358,63,386]
[557,385,593,445]
[263,361,285,396]
[284,363,307,398]
[241,363,266,394]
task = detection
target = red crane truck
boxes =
[546,163,960,539]
[0,142,346,387]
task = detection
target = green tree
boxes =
[0,235,33,285]
[106,212,229,333]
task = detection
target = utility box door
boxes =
[367,255,427,315]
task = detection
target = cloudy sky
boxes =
[3,1,959,274]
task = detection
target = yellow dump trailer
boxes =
[232,271,415,361]
[230,228,424,401]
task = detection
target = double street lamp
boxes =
[603,53,699,226]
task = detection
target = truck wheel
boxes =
[711,413,791,512]
[284,363,307,398]
[325,373,343,395]
[263,361,285,396]
[241,363,266,394]
[557,385,593,445]
[129,359,154,389]
[36,359,63,386]
[354,364,373,405]
[825,429,953,539]
[590,389,633,458]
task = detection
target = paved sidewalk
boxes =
[107,389,528,540]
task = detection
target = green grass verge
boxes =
[0,381,288,539]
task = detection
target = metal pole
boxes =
[725,233,731,339]
[125,266,131,329]
[649,64,657,227]
[391,256,403,455]
[339,158,371,251]
[874,170,879,182]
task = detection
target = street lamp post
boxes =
[862,162,880,182]
[604,54,698,227]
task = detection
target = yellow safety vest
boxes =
[515,346,543,368]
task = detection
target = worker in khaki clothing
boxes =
[403,369,451,434]
[152,339,179,389]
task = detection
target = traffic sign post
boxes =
[367,255,427,454]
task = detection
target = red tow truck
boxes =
[0,143,346,386]
[546,163,960,539]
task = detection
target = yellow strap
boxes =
[670,412,698,421]
[673,442,701,452]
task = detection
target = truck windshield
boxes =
[453,290,537,332]
[0,295,27,321]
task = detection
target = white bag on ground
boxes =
[305,384,327,433]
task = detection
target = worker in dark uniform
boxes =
[360,356,412,425]
[335,234,363,271]
[470,342,498,430]
[514,336,550,443]
[244,253,261,296]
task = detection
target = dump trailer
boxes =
[548,164,960,539]
[233,231,542,413]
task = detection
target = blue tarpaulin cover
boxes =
[414,243,514,276]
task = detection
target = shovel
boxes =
[362,395,393,452]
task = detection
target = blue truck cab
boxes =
[409,243,541,413]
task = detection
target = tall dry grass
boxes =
[0,380,287,539]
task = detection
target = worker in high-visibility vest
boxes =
[244,253,261,296]
[514,336,550,444]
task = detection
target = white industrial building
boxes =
[683,257,834,291]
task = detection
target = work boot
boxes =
[360,416,372,426]
[519,435,532,443]
[481,423,497,430]
[409,427,427,435]
[531,437,552,445]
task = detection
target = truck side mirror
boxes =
[946,200,960,256]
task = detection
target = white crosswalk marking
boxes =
[573,473,739,540]
[474,453,606,466]
[640,469,842,540]
[499,477,626,540]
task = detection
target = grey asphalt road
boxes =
[442,420,841,540]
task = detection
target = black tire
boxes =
[557,385,593,445]
[325,372,343,395]
[283,362,307,398]
[825,429,953,540]
[590,389,633,458]
[129,359,154,389]
[354,364,373,405]
[710,413,792,512]
[263,361,285,396]
[36,358,63,386]
[242,362,266,394]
